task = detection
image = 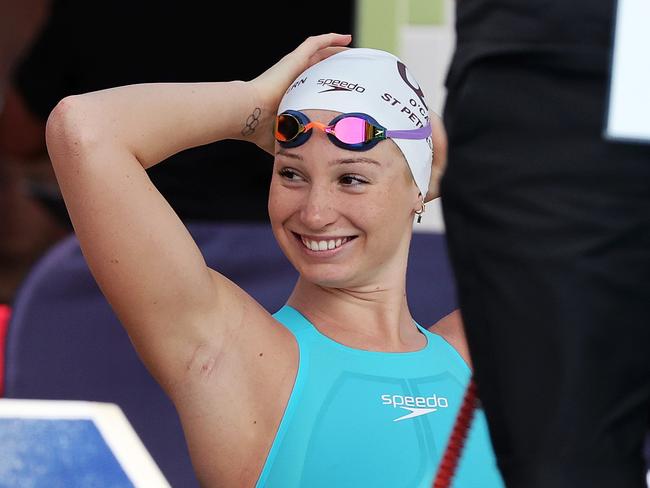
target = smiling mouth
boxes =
[292,232,357,252]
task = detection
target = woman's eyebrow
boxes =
[331,157,381,166]
[275,149,302,160]
[275,150,381,167]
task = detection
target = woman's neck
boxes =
[286,277,426,352]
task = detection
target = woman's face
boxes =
[268,110,421,289]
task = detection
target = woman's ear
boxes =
[424,112,447,203]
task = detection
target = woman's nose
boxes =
[300,185,338,229]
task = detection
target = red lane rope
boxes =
[432,377,478,488]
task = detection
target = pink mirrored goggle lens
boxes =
[331,117,370,144]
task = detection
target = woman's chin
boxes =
[298,266,357,289]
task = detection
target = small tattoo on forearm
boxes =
[241,108,262,137]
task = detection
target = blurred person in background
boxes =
[0,0,59,305]
[441,1,650,486]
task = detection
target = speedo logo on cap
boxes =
[317,78,366,93]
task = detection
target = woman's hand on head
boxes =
[245,33,352,154]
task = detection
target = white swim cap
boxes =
[278,48,433,196]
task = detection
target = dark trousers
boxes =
[441,58,650,487]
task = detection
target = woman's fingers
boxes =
[287,34,351,75]
[308,46,350,66]
[294,33,352,59]
[253,34,351,91]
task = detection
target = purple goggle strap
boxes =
[385,123,432,140]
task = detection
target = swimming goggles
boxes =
[274,110,431,151]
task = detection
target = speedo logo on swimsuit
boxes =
[317,78,366,93]
[381,393,449,422]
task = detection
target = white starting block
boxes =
[0,398,170,487]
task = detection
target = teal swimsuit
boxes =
[256,305,504,487]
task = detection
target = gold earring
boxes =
[415,198,426,224]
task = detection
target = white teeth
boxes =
[300,235,352,251]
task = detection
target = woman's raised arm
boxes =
[45,34,351,392]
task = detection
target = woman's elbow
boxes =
[46,95,101,165]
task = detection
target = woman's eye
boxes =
[279,168,304,181]
[340,175,368,186]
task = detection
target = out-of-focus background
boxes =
[1,0,55,307]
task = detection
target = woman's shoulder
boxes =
[427,309,472,368]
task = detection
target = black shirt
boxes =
[446,0,615,89]
[14,0,355,221]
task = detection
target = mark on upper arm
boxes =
[186,343,223,380]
